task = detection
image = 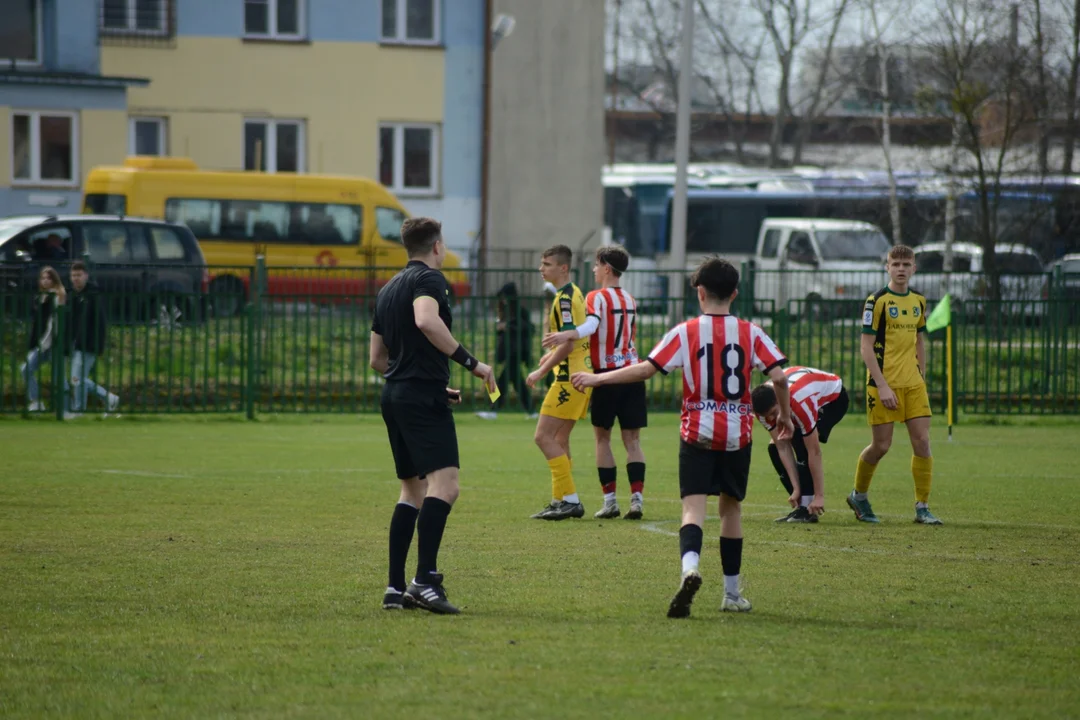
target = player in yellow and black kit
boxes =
[526,245,593,520]
[847,244,943,525]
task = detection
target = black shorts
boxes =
[812,387,850,443]
[590,377,648,430]
[381,380,459,480]
[678,440,752,500]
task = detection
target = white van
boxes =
[913,242,1046,317]
[752,218,891,316]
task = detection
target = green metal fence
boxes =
[2,263,1077,418]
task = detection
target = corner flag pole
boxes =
[926,294,953,442]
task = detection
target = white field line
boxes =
[98,469,192,479]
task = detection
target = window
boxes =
[244,119,305,173]
[245,0,305,40]
[376,207,407,243]
[149,227,186,260]
[84,224,150,264]
[101,0,168,34]
[27,226,73,262]
[129,117,167,156]
[378,123,438,195]
[11,111,78,186]
[381,0,439,44]
[786,232,816,265]
[84,194,127,215]
[760,229,782,258]
[165,198,362,245]
[0,0,42,65]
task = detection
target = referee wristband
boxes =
[450,344,478,371]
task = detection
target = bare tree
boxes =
[1061,0,1080,173]
[790,0,853,164]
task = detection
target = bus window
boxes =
[289,203,361,245]
[84,193,127,215]
[166,199,222,237]
[376,207,407,244]
[223,201,289,242]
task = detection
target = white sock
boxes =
[563,492,580,504]
[800,495,812,508]
[681,552,700,575]
[631,491,643,502]
[724,574,740,597]
[916,501,929,509]
[854,491,868,501]
[603,492,617,505]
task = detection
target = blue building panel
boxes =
[0,83,127,111]
[51,0,101,74]
[441,44,482,199]
[444,0,484,48]
[177,0,243,37]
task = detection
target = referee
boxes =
[370,217,495,615]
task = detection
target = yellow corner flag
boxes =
[926,294,951,333]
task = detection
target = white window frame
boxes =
[379,122,440,196]
[380,0,441,46]
[99,0,169,36]
[10,110,80,188]
[10,0,44,66]
[243,0,307,41]
[128,117,168,156]
[244,118,307,173]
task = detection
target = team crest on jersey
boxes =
[913,306,921,317]
[888,306,899,318]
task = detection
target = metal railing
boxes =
[2,261,1077,418]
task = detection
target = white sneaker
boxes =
[28,401,44,412]
[63,412,82,420]
[527,412,539,419]
[107,393,120,412]
[475,411,498,420]
[720,594,753,613]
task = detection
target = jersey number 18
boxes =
[696,342,747,400]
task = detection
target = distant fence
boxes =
[2,261,1078,418]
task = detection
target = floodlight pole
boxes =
[668,0,695,327]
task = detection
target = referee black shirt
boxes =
[373,260,453,384]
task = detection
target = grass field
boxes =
[1,413,1079,719]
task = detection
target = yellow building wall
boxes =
[0,106,10,186]
[81,109,128,184]
[101,39,444,176]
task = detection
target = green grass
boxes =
[1,414,1079,718]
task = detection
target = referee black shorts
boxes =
[590,374,648,430]
[678,440,752,500]
[381,380,459,480]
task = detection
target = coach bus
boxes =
[82,157,469,313]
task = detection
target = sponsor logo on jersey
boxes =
[562,310,573,324]
[605,352,638,364]
[863,310,874,325]
[685,400,753,414]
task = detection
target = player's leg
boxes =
[381,386,422,610]
[532,410,585,520]
[767,441,797,522]
[906,408,942,525]
[668,441,710,619]
[849,396,894,522]
[718,446,753,612]
[786,433,818,523]
[619,381,648,520]
[593,425,620,518]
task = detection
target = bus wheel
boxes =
[211,276,246,317]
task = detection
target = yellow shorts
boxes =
[866,383,932,426]
[541,382,591,421]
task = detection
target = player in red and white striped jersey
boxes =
[572,257,793,619]
[751,366,850,524]
[543,246,648,520]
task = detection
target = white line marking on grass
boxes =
[638,521,1080,565]
[99,469,192,479]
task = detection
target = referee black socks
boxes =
[388,502,419,592]
[416,497,452,585]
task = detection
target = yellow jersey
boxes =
[550,282,591,381]
[862,286,927,389]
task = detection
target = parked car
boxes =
[913,242,1046,318]
[0,214,208,324]
[751,218,891,318]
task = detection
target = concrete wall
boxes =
[487,0,605,260]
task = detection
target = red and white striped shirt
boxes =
[586,287,639,371]
[648,315,787,451]
[757,366,844,436]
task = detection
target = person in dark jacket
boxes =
[67,262,118,414]
[477,282,535,418]
[21,266,66,412]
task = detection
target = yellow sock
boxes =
[548,455,575,500]
[912,455,933,504]
[854,456,878,494]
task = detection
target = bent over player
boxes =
[371,217,496,614]
[573,257,793,618]
[849,244,943,525]
[751,365,850,523]
[543,245,647,520]
[526,245,592,520]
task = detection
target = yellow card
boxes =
[487,385,501,404]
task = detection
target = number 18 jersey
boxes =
[647,314,787,451]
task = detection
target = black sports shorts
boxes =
[812,387,850,443]
[590,375,648,430]
[381,380,459,480]
[678,440,752,500]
